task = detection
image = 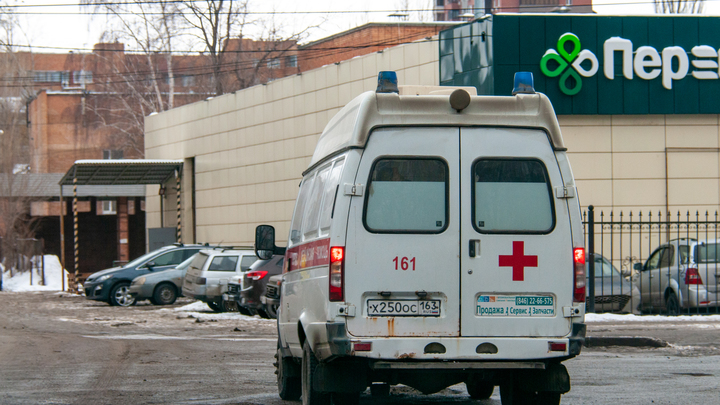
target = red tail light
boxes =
[685,268,703,285]
[573,248,586,303]
[246,270,269,281]
[329,246,344,302]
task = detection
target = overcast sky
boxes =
[15,0,715,53]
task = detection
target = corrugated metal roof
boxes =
[60,159,183,186]
[0,174,146,197]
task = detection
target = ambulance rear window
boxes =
[364,158,448,233]
[473,159,554,234]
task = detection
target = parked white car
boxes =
[256,71,586,405]
[182,248,257,312]
[634,238,719,314]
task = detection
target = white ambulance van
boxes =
[255,71,586,405]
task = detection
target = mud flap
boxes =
[517,363,570,394]
[313,359,368,393]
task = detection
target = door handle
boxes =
[469,240,480,258]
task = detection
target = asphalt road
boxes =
[0,291,718,405]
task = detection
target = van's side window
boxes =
[290,174,315,245]
[319,159,345,235]
[473,159,554,233]
[302,164,331,239]
[364,158,448,233]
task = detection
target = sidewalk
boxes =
[584,313,720,349]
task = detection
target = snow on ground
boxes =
[1,255,69,292]
[171,300,275,322]
[586,313,720,322]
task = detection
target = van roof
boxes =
[308,90,566,170]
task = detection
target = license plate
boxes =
[476,295,555,317]
[366,299,440,317]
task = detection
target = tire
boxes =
[109,282,136,307]
[238,305,252,316]
[275,341,301,400]
[665,292,680,316]
[207,301,223,312]
[257,308,270,319]
[222,300,239,312]
[152,283,177,305]
[302,340,330,405]
[266,303,278,319]
[332,393,360,405]
[466,381,494,399]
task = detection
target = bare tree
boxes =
[79,0,201,157]
[181,0,317,95]
[654,0,703,13]
[0,2,40,276]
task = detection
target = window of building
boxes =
[436,12,445,21]
[285,55,297,68]
[33,71,69,83]
[103,150,123,159]
[267,58,281,69]
[99,200,117,215]
[73,70,93,84]
[182,75,195,87]
[437,0,445,5]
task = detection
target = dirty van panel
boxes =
[459,127,573,338]
[345,127,461,338]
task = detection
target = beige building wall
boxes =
[561,114,720,217]
[145,39,440,246]
[146,38,720,247]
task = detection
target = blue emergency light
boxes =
[376,71,399,93]
[512,72,535,95]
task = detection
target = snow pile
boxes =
[1,255,69,292]
[587,313,720,322]
[173,301,275,322]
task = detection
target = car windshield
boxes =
[123,247,172,269]
[175,254,197,271]
[586,255,620,277]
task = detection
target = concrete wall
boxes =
[145,39,440,246]
[561,114,720,216]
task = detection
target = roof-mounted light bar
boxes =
[376,71,399,94]
[512,72,536,95]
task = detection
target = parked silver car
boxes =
[634,238,719,314]
[587,254,640,314]
[128,254,196,305]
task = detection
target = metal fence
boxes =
[584,206,720,316]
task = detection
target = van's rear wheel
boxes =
[302,340,330,405]
[466,381,494,399]
[275,342,301,400]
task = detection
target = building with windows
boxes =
[435,0,477,21]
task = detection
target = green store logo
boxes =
[540,33,599,96]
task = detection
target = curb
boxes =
[584,336,669,348]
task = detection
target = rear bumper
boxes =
[310,322,585,363]
[686,287,718,308]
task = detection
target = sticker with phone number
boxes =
[367,299,441,317]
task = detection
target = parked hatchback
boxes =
[83,244,206,306]
[587,254,640,314]
[238,255,283,317]
[128,254,197,305]
[182,248,257,312]
[634,238,719,314]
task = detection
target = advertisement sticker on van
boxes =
[476,295,555,317]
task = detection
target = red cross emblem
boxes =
[499,241,538,281]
